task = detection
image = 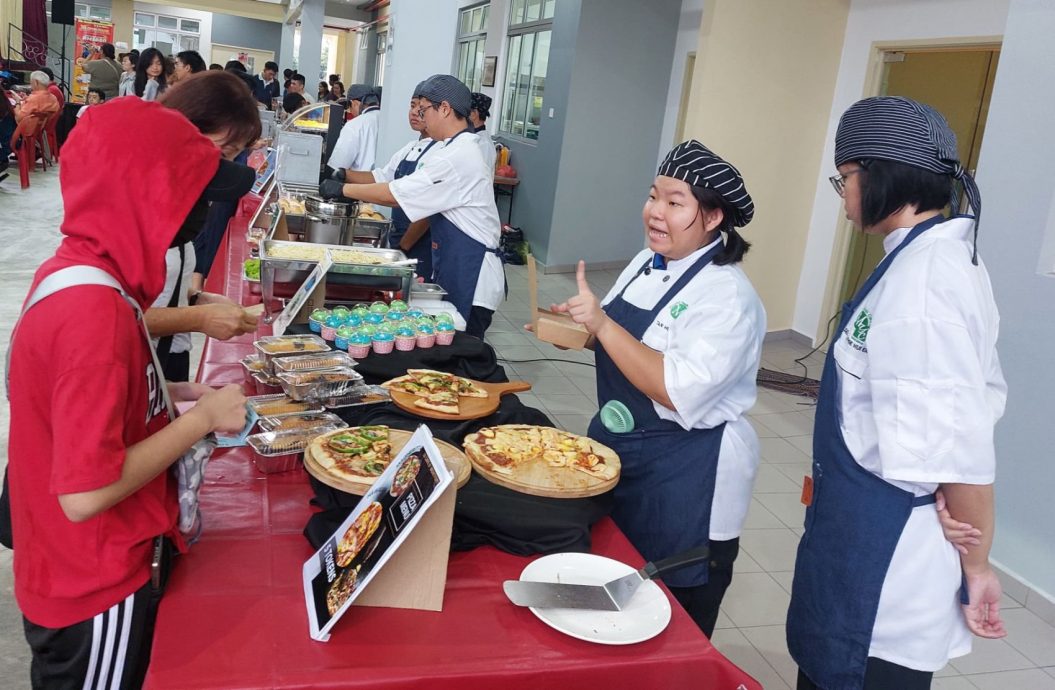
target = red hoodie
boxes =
[7,98,222,628]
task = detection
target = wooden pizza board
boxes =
[387,379,533,421]
[464,428,621,499]
[304,428,471,495]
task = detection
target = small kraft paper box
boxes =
[527,254,591,350]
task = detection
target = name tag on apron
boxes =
[801,475,813,506]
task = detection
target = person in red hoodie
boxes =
[6,97,253,690]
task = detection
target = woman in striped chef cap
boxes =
[788,96,1006,690]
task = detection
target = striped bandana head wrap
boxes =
[835,96,982,262]
[657,140,754,227]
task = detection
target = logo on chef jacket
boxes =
[670,301,688,320]
[145,362,166,422]
[850,309,872,347]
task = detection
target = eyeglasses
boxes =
[416,102,440,120]
[829,168,865,196]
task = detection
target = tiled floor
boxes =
[2,169,1055,688]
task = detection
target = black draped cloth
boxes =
[300,331,612,556]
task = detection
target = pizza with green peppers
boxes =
[310,425,394,487]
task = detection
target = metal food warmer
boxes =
[259,239,415,320]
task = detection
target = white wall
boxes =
[374,0,460,169]
[655,0,704,167]
[792,0,1010,339]
[133,2,213,60]
[973,0,1055,603]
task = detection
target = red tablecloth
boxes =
[144,209,760,690]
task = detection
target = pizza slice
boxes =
[455,377,489,398]
[414,389,460,415]
[408,369,457,392]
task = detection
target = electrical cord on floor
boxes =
[496,357,596,369]
[772,232,875,388]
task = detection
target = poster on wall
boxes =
[71,19,115,104]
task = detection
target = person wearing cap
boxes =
[327,84,381,173]
[321,74,504,337]
[333,85,438,279]
[787,96,1006,690]
[5,97,251,688]
[548,140,765,636]
[469,92,496,174]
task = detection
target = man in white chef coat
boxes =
[320,75,503,338]
[327,84,380,173]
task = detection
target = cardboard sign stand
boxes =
[351,484,456,612]
[527,254,591,350]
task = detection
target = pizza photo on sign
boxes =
[336,501,384,568]
[326,565,360,616]
[390,454,421,497]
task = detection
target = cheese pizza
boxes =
[463,425,620,481]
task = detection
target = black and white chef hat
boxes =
[658,140,754,227]
[414,74,472,118]
[470,92,492,119]
[835,96,982,260]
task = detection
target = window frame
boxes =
[499,4,554,142]
[132,10,201,55]
[454,2,489,93]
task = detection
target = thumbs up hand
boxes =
[551,260,609,335]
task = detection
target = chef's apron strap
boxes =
[912,493,937,507]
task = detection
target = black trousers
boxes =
[666,537,739,638]
[23,539,176,690]
[161,351,190,383]
[797,657,934,690]
[466,306,494,340]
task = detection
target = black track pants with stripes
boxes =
[23,579,162,690]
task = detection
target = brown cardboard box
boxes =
[527,255,591,350]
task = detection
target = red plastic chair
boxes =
[10,115,46,189]
[44,109,61,162]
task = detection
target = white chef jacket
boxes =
[834,216,1006,671]
[474,129,496,175]
[328,107,379,172]
[372,137,434,184]
[389,130,504,311]
[602,240,767,539]
[151,243,197,355]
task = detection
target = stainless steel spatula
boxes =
[503,545,710,611]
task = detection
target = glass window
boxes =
[134,13,155,27]
[500,7,553,140]
[455,4,489,92]
[509,0,524,25]
[157,16,178,30]
[180,19,199,33]
[375,30,388,87]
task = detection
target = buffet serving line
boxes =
[143,188,760,689]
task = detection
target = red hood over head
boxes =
[40,98,222,308]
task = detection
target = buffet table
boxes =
[143,203,760,690]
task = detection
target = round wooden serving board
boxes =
[388,379,533,421]
[304,428,471,495]
[464,429,621,499]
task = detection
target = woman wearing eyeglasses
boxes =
[788,97,1007,690]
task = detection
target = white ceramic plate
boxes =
[518,552,671,645]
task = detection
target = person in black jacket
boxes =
[252,60,280,109]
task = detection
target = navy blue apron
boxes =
[390,138,439,280]
[429,128,502,321]
[587,243,725,588]
[787,214,946,689]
